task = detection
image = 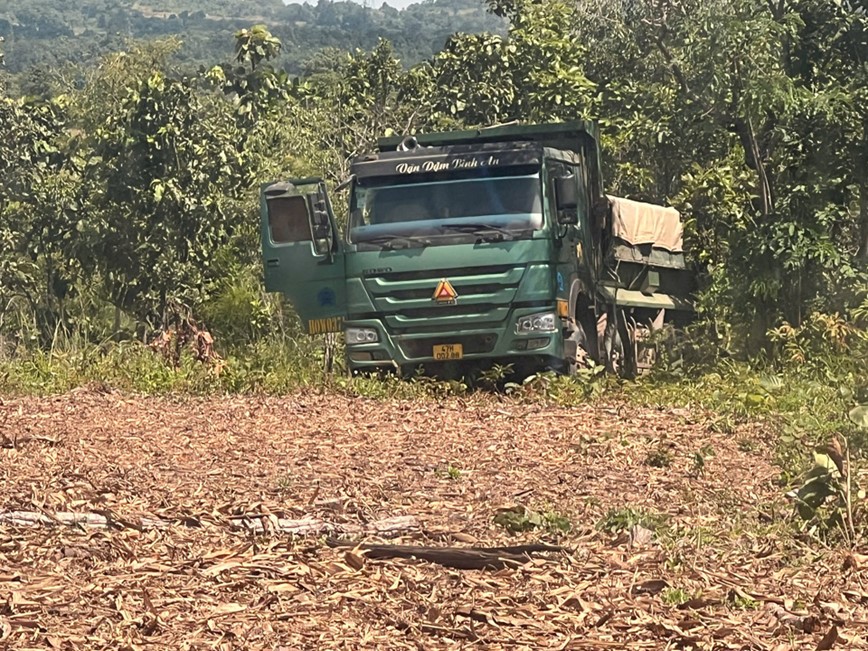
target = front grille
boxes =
[399,333,498,359]
[365,265,526,315]
[376,265,515,282]
[387,283,505,300]
[397,304,502,318]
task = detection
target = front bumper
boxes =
[344,306,565,371]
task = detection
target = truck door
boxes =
[260,179,346,335]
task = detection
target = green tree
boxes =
[423,0,593,128]
[0,96,80,343]
[283,38,429,184]
[81,71,249,328]
[233,24,282,71]
[208,25,291,126]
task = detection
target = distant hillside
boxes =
[0,0,503,90]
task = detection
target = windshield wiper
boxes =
[359,234,432,250]
[439,223,515,242]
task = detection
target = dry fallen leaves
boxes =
[0,390,864,649]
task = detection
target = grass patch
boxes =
[0,338,325,395]
[597,507,666,536]
[275,473,293,493]
[435,463,462,480]
[622,361,863,456]
[494,505,572,534]
[0,338,466,399]
[660,587,691,606]
[729,593,759,610]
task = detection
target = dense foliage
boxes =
[0,0,865,375]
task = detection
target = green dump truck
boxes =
[260,121,696,378]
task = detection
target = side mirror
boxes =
[555,176,578,210]
[555,176,579,225]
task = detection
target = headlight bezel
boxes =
[344,327,379,344]
[515,311,558,335]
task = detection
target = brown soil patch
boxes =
[1,390,865,649]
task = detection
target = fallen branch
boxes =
[0,510,419,538]
[230,514,418,537]
[327,540,567,570]
[0,511,171,530]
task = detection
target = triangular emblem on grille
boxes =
[433,279,458,303]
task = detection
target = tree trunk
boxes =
[858,175,868,261]
[733,117,773,216]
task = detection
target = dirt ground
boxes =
[1,388,866,649]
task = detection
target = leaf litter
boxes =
[0,389,866,649]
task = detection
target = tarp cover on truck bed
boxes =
[608,195,684,253]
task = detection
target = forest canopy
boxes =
[0,0,504,94]
[0,0,865,371]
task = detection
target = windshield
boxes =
[349,166,543,248]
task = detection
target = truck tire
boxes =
[601,306,638,378]
[562,292,599,376]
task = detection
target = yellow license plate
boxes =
[433,344,463,360]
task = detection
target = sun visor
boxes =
[352,147,541,179]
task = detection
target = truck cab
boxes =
[260,121,694,377]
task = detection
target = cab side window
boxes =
[267,196,313,244]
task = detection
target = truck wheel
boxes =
[563,318,590,376]
[602,307,638,378]
[602,314,622,375]
[617,312,639,379]
[563,296,598,376]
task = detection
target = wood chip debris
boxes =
[0,390,864,649]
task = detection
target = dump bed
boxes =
[607,195,686,270]
[600,196,694,310]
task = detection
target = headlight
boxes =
[345,327,379,344]
[516,311,557,334]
